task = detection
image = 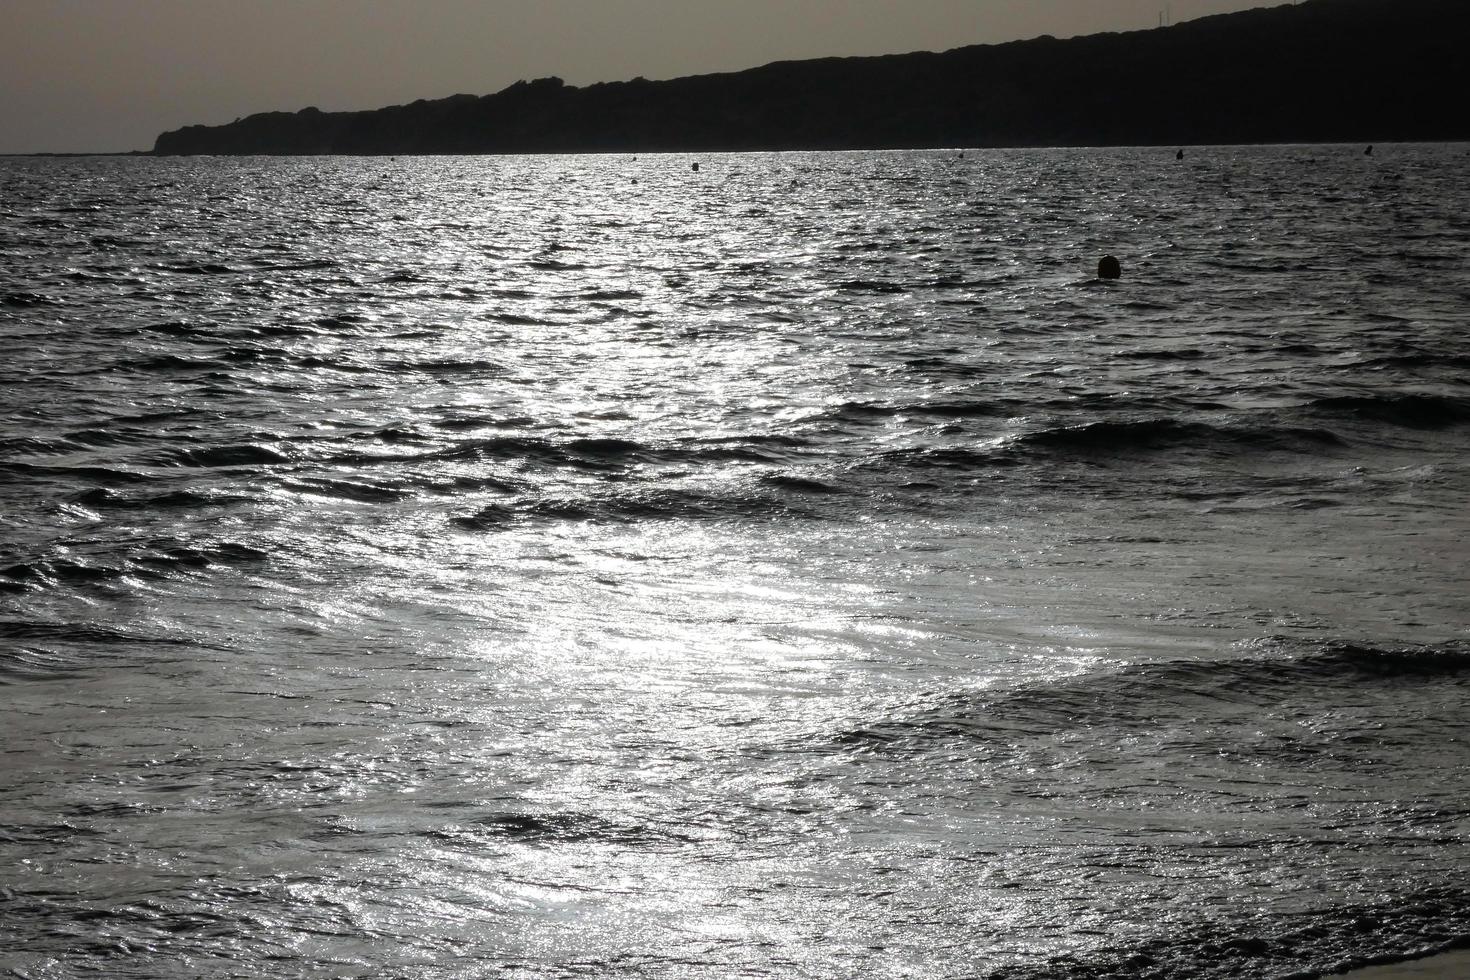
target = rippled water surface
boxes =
[3,146,1469,978]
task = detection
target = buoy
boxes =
[1365,145,1374,156]
[1098,255,1122,280]
[1176,148,1184,161]
[691,162,700,172]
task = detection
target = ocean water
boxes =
[2,145,1468,979]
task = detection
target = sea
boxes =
[2,145,1468,979]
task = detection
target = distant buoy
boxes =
[691,162,700,172]
[958,151,965,159]
[1365,144,1374,156]
[1098,255,1122,280]
[1176,148,1185,161]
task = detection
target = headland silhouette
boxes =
[153,0,1467,155]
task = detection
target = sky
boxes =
[3,0,1298,154]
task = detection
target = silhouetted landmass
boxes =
[153,0,1468,155]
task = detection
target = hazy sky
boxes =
[4,0,1296,154]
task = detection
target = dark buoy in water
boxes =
[958,151,965,159]
[1176,148,1185,161]
[1098,255,1122,280]
[691,162,700,172]
[1365,144,1374,156]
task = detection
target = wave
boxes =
[281,477,414,503]
[2,538,269,595]
[153,262,237,275]
[1115,347,1209,361]
[1307,392,1470,429]
[578,288,643,301]
[139,319,216,337]
[483,311,555,326]
[430,414,538,431]
[430,809,699,847]
[77,487,252,509]
[0,644,97,683]
[834,640,1470,750]
[1,558,122,590]
[0,436,78,456]
[760,473,843,494]
[64,426,168,448]
[121,354,227,373]
[450,480,827,530]
[836,279,908,294]
[338,434,809,472]
[1361,351,1470,371]
[988,886,1470,980]
[2,291,59,307]
[1021,418,1343,454]
[133,542,271,574]
[0,619,196,647]
[868,417,1346,472]
[162,444,291,468]
[815,400,1009,425]
[380,357,507,376]
[0,462,156,487]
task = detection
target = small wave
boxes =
[578,289,643,301]
[314,314,367,329]
[874,446,1015,470]
[817,400,1004,424]
[760,473,843,494]
[135,542,270,574]
[450,479,825,530]
[0,436,77,457]
[1,559,122,589]
[863,416,1347,473]
[431,809,700,847]
[283,478,413,503]
[0,645,95,683]
[990,886,1470,980]
[1116,347,1208,361]
[1363,352,1470,371]
[836,279,908,294]
[430,415,538,432]
[65,427,162,448]
[377,434,798,472]
[1308,392,1470,429]
[366,426,430,444]
[484,312,554,325]
[2,291,58,307]
[122,354,225,373]
[0,619,192,646]
[1019,418,1343,456]
[164,444,290,468]
[252,259,339,272]
[155,262,237,275]
[382,357,506,376]
[834,640,1470,750]
[140,320,214,336]
[0,462,155,487]
[527,259,589,271]
[75,488,251,510]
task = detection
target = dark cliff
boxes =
[153,0,1469,155]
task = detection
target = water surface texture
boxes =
[3,146,1469,979]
